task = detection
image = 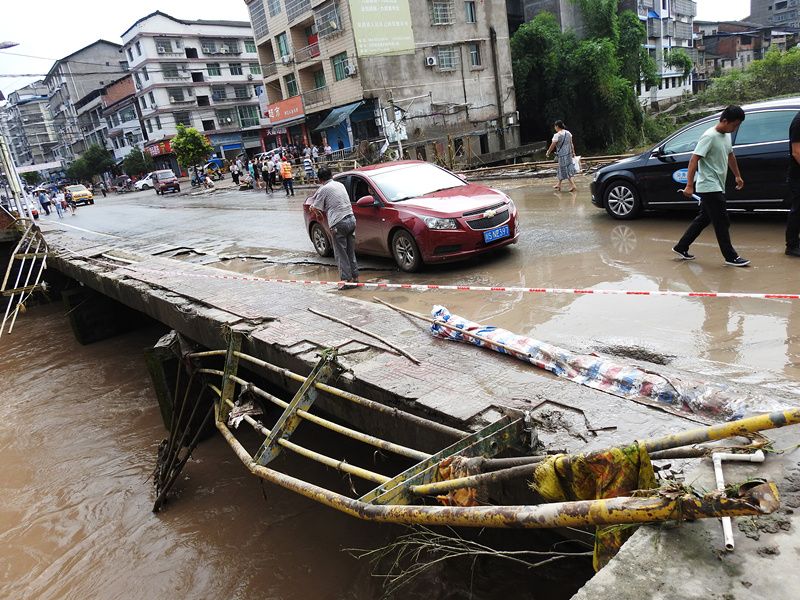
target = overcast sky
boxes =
[0,0,751,98]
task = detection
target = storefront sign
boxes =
[266,96,305,125]
[208,132,243,145]
[146,140,172,157]
[349,0,415,56]
[267,127,288,135]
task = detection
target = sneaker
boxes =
[725,257,750,267]
[786,246,800,257]
[672,246,695,260]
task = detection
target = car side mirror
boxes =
[651,145,665,157]
[356,195,380,207]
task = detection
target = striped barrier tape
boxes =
[70,253,800,302]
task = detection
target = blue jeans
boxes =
[331,215,358,281]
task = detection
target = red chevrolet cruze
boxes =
[303,161,519,272]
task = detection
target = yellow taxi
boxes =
[66,185,95,206]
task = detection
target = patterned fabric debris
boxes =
[428,305,763,421]
[435,456,484,507]
[531,442,657,571]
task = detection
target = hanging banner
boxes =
[348,0,415,56]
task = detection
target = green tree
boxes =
[170,124,213,170]
[618,11,659,90]
[122,148,155,176]
[699,47,800,105]
[81,143,116,177]
[20,171,42,186]
[665,48,693,77]
[65,158,92,182]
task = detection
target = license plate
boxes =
[483,224,510,244]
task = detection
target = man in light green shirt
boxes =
[673,105,749,267]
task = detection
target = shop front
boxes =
[265,96,308,149]
[145,140,181,176]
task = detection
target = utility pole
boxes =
[0,131,32,219]
[489,27,506,151]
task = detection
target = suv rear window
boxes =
[733,110,795,145]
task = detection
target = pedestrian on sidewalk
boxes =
[280,156,295,196]
[231,162,240,185]
[673,105,749,267]
[785,110,800,257]
[37,189,51,215]
[545,120,577,193]
[262,159,273,194]
[309,166,358,289]
[52,191,64,219]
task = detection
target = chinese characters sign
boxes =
[266,96,305,125]
[349,0,415,57]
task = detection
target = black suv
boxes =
[591,97,800,219]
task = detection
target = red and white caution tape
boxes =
[81,257,799,302]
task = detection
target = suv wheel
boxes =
[310,222,333,257]
[391,230,422,272]
[604,181,641,220]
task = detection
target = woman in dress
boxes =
[545,120,577,193]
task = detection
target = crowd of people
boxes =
[229,142,334,197]
[35,186,79,218]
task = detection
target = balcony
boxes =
[674,21,693,40]
[295,42,321,64]
[672,0,697,17]
[264,62,278,77]
[168,97,195,105]
[647,19,661,38]
[212,94,253,103]
[302,86,330,107]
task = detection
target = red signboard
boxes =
[146,140,172,157]
[266,96,304,124]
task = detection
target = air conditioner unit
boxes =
[221,47,229,54]
[247,73,254,80]
[344,64,358,77]
[425,56,437,67]
[169,96,176,103]
[157,47,166,54]
[202,47,212,53]
[281,54,293,65]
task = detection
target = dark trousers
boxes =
[283,177,294,196]
[264,172,273,193]
[675,191,738,261]
[787,180,800,249]
[41,202,51,215]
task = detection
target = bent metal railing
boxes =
[153,330,793,533]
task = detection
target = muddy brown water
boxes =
[0,305,592,600]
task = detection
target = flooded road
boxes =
[0,305,591,600]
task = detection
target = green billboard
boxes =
[348,0,415,57]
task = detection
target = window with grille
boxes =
[239,105,260,127]
[437,46,458,70]
[229,63,243,75]
[245,39,258,53]
[268,0,282,17]
[286,0,311,22]
[248,0,269,39]
[168,88,185,102]
[276,33,290,57]
[331,52,348,80]
[313,70,326,89]
[212,86,227,101]
[285,74,299,97]
[173,111,192,127]
[315,1,342,37]
[234,85,250,99]
[207,63,222,76]
[161,63,180,79]
[250,63,262,74]
[430,0,454,25]
[155,38,174,53]
[464,0,476,23]
[216,109,236,126]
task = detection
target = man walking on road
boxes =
[310,166,358,289]
[673,105,750,267]
[786,110,800,257]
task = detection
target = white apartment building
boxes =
[121,11,268,172]
[246,0,519,160]
[3,81,57,167]
[624,0,697,107]
[101,75,145,162]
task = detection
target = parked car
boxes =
[66,184,94,206]
[591,97,800,219]
[153,169,180,195]
[303,161,519,272]
[135,173,156,191]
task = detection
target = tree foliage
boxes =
[82,143,116,177]
[122,148,155,177]
[65,158,92,182]
[171,124,213,169]
[617,10,659,89]
[665,48,693,77]
[699,48,800,105]
[20,171,41,186]
[511,7,644,152]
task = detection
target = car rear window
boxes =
[156,170,175,179]
[733,110,795,145]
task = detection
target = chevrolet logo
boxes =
[483,209,496,218]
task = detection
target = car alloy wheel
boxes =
[310,223,333,257]
[141,184,150,190]
[605,182,640,220]
[392,230,421,272]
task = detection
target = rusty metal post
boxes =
[217,331,242,424]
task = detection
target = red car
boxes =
[303,161,519,272]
